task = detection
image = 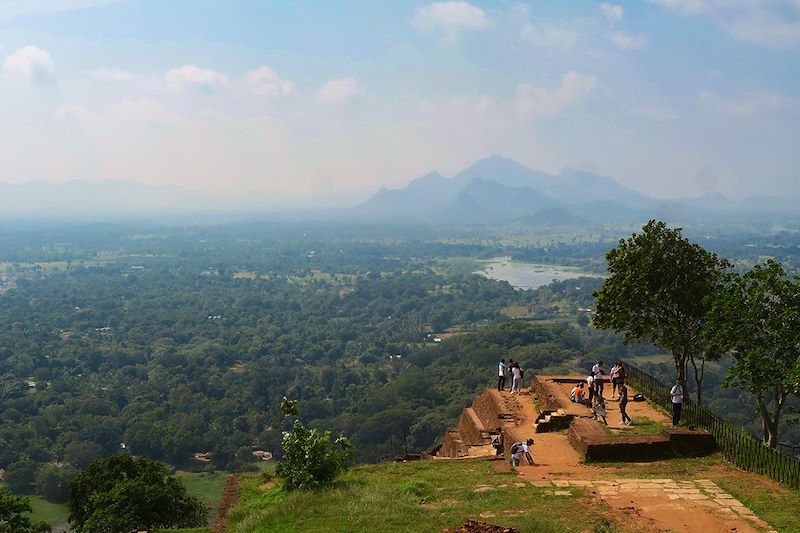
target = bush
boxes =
[275,397,354,491]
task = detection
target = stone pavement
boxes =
[528,477,777,533]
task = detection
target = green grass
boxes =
[502,305,531,318]
[157,529,212,533]
[27,495,69,526]
[713,476,800,533]
[228,460,631,533]
[176,470,231,520]
[584,453,727,477]
[614,417,666,435]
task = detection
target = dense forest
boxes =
[0,220,798,502]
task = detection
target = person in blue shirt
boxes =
[498,359,507,391]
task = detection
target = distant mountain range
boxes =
[351,155,800,226]
[0,156,797,224]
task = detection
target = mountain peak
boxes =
[462,154,532,174]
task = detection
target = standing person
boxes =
[610,362,621,399]
[511,438,535,467]
[586,375,595,406]
[592,396,608,425]
[498,359,507,391]
[591,360,605,398]
[510,362,522,394]
[619,381,632,426]
[670,379,684,427]
[616,361,627,388]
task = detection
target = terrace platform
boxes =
[437,375,716,462]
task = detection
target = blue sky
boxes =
[0,0,798,205]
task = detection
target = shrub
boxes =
[275,397,354,491]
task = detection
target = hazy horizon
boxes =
[1,0,799,208]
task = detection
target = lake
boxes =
[476,257,603,290]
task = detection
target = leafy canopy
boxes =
[704,260,800,446]
[593,220,729,398]
[0,486,50,533]
[67,455,208,533]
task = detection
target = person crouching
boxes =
[511,438,535,467]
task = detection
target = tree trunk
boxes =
[689,354,705,405]
[672,351,688,387]
[755,392,786,448]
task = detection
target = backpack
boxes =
[510,442,523,455]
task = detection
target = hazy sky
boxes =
[1,0,799,204]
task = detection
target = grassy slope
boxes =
[176,470,230,520]
[228,460,626,533]
[27,496,70,525]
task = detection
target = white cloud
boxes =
[610,31,649,50]
[520,23,578,51]
[316,77,361,105]
[165,65,228,92]
[246,66,294,97]
[413,1,492,40]
[2,45,55,84]
[601,3,624,20]
[649,0,800,48]
[698,90,797,116]
[514,71,598,119]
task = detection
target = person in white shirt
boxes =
[670,379,684,427]
[610,362,621,399]
[586,375,595,405]
[511,438,535,466]
[498,359,507,391]
[510,363,522,394]
[591,360,605,398]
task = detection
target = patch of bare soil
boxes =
[213,475,241,533]
[440,520,519,533]
[506,384,772,532]
[599,493,761,533]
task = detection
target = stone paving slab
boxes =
[533,477,774,531]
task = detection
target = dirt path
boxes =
[500,387,777,533]
[214,475,241,533]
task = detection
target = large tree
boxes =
[67,455,208,533]
[705,260,800,447]
[593,220,729,403]
[0,486,50,533]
